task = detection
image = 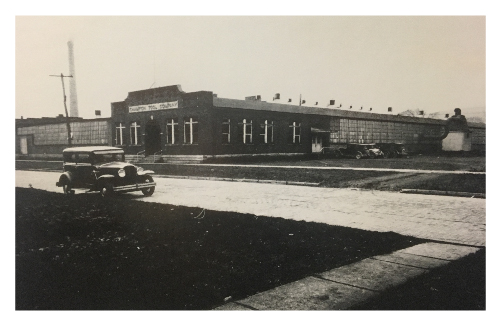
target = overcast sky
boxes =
[15,16,485,120]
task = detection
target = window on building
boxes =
[289,121,301,144]
[115,122,125,145]
[238,119,253,144]
[130,121,141,145]
[222,118,231,144]
[166,118,179,144]
[259,120,274,144]
[183,117,198,144]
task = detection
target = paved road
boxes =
[16,170,485,246]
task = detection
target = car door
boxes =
[73,153,96,186]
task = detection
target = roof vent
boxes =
[245,95,262,101]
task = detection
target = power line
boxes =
[50,73,73,147]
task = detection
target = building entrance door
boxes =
[145,118,161,156]
[20,136,28,155]
[312,135,323,153]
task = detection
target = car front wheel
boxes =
[141,176,155,197]
[100,183,114,198]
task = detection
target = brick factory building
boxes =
[16,85,485,162]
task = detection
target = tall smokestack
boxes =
[67,41,79,117]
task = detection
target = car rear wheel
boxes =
[60,177,74,195]
[355,152,362,159]
[100,183,114,198]
[141,176,155,197]
[62,183,73,195]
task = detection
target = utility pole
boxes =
[50,73,73,147]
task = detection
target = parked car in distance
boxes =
[338,143,384,159]
[321,147,342,158]
[376,143,409,158]
[56,146,156,197]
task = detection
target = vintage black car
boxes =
[376,143,409,158]
[56,146,156,197]
[338,143,384,159]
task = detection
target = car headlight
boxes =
[118,169,126,177]
[136,166,144,173]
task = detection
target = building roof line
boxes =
[213,97,447,125]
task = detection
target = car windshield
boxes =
[93,153,125,164]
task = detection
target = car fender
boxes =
[96,174,115,183]
[137,169,155,176]
[58,172,73,185]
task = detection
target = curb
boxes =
[154,174,320,187]
[400,188,485,199]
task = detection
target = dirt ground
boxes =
[16,187,426,310]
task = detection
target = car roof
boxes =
[349,143,376,145]
[62,146,124,153]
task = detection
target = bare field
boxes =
[16,187,424,310]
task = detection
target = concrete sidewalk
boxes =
[214,242,480,310]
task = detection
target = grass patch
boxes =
[16,187,424,310]
[403,174,486,193]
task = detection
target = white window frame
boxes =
[166,118,178,144]
[290,121,301,144]
[260,120,274,144]
[183,117,198,144]
[115,122,125,145]
[242,119,253,144]
[130,121,141,145]
[222,118,231,144]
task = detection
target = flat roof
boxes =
[213,97,487,127]
[63,146,124,153]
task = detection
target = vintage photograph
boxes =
[14,14,486,313]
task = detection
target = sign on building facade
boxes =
[129,101,178,113]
